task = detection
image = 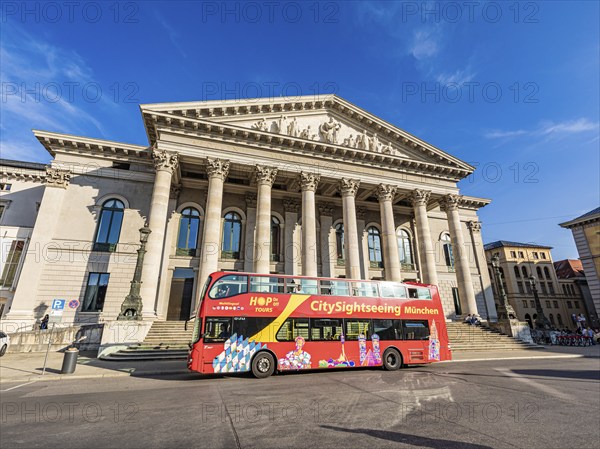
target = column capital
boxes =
[356,206,368,220]
[45,167,71,189]
[410,189,431,207]
[467,220,482,232]
[169,184,182,200]
[254,165,278,186]
[339,178,360,197]
[318,203,334,217]
[299,172,320,192]
[245,193,257,208]
[440,193,463,211]
[206,158,230,180]
[283,198,300,213]
[153,149,179,173]
[376,184,397,202]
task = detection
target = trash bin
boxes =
[61,348,79,374]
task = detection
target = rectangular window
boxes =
[548,284,555,295]
[540,283,547,295]
[518,251,524,258]
[0,240,25,287]
[82,273,110,312]
[574,301,580,308]
[541,253,546,259]
[373,319,403,340]
[310,318,343,341]
[567,301,572,308]
[522,300,528,308]
[403,320,430,340]
[321,280,350,296]
[530,300,536,308]
[208,274,248,299]
[203,317,232,342]
[517,282,524,294]
[545,300,551,308]
[276,318,310,341]
[379,282,408,299]
[232,317,273,339]
[344,319,371,340]
[510,251,516,258]
[352,282,378,297]
[553,301,558,308]
[250,276,284,294]
[0,183,12,191]
[532,252,539,259]
[525,283,532,294]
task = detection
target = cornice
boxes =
[0,165,46,183]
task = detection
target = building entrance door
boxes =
[167,268,195,321]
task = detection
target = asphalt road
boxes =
[1,357,599,449]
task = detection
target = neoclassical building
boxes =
[0,95,496,330]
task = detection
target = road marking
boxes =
[494,368,571,401]
[1,381,37,392]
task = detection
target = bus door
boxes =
[402,320,430,363]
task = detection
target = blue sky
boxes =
[1,1,598,260]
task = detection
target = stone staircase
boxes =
[100,321,193,361]
[446,322,542,352]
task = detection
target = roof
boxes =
[484,240,553,251]
[0,158,48,171]
[559,207,600,228]
[554,259,586,279]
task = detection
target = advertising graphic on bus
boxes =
[188,272,451,378]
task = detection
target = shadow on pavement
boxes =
[320,425,494,449]
[510,369,600,381]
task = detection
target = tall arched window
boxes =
[335,223,345,263]
[367,227,383,268]
[549,314,555,326]
[557,314,563,326]
[514,266,521,278]
[94,199,124,252]
[397,229,413,268]
[441,233,454,269]
[177,207,201,256]
[536,266,543,279]
[521,266,528,278]
[543,267,551,279]
[222,212,242,259]
[271,216,281,261]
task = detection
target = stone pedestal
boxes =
[97,320,153,358]
[489,320,533,344]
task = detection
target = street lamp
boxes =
[490,254,516,321]
[528,275,551,330]
[118,223,152,320]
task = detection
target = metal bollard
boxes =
[61,348,79,374]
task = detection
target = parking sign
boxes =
[52,299,66,310]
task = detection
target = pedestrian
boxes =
[579,314,587,329]
[40,314,49,330]
[464,314,473,325]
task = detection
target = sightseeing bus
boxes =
[188,272,451,378]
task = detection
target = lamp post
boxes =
[528,275,551,329]
[118,223,151,320]
[490,254,516,321]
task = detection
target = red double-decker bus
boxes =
[188,272,451,378]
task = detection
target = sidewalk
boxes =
[2,345,599,385]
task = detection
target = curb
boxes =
[443,354,587,363]
[1,369,190,384]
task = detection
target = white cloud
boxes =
[485,118,599,140]
[436,66,477,85]
[409,28,440,60]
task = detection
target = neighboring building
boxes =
[559,208,600,317]
[1,95,497,332]
[484,241,588,330]
[554,259,598,329]
[0,160,47,320]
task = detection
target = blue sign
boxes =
[51,299,66,310]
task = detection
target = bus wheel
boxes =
[382,348,402,371]
[251,352,275,378]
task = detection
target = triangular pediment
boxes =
[140,95,473,175]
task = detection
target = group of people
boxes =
[463,314,481,326]
[572,313,588,329]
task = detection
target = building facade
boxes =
[559,208,600,317]
[484,241,590,330]
[1,95,496,331]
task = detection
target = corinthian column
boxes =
[442,194,477,315]
[198,158,229,288]
[468,220,498,321]
[410,189,438,285]
[340,178,361,280]
[253,166,278,274]
[140,149,179,319]
[377,184,401,281]
[300,172,320,277]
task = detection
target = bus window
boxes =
[232,317,274,339]
[319,280,333,295]
[276,318,310,341]
[286,278,318,295]
[204,317,233,342]
[416,288,432,299]
[208,275,248,299]
[310,318,343,341]
[408,288,418,299]
[345,319,371,340]
[379,282,408,299]
[352,282,379,297]
[250,276,284,294]
[373,319,397,340]
[331,280,350,296]
[403,320,430,340]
